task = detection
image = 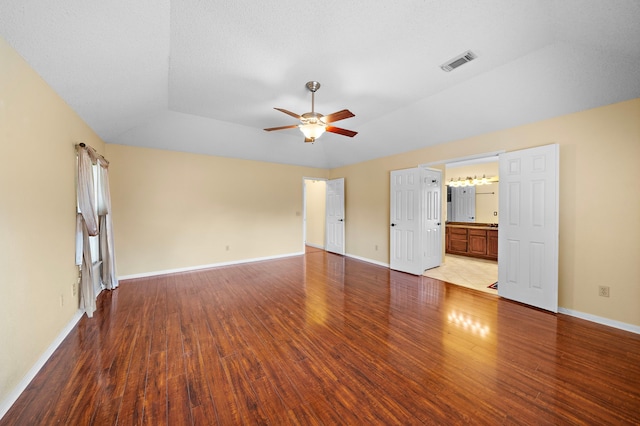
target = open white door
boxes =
[390,168,423,275]
[421,167,442,270]
[325,178,345,255]
[498,144,559,312]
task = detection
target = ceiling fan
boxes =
[264,81,357,143]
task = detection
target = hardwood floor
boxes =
[3,249,640,425]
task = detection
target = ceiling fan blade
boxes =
[274,108,302,120]
[323,109,355,123]
[264,124,299,132]
[326,126,358,137]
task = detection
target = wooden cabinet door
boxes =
[448,228,468,254]
[468,229,487,255]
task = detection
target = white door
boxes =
[390,168,423,275]
[498,144,559,312]
[421,168,442,270]
[325,178,345,255]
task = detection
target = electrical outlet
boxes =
[375,244,378,251]
[59,294,64,307]
[225,245,230,251]
[598,286,610,298]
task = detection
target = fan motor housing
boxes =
[301,111,325,125]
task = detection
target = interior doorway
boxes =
[303,177,346,255]
[421,145,559,312]
[422,153,501,293]
[303,178,326,250]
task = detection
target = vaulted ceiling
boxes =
[2,1,639,168]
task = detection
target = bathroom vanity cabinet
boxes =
[445,223,498,261]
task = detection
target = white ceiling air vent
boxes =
[440,50,477,72]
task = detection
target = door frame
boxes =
[421,151,505,265]
[302,177,327,252]
[302,177,346,255]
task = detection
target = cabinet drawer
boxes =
[450,240,468,252]
[449,227,467,235]
[469,229,487,236]
[449,228,467,239]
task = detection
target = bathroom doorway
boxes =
[423,154,500,293]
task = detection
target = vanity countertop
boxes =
[446,222,499,231]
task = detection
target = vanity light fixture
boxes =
[447,175,498,187]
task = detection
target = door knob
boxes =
[391,223,396,227]
[338,219,344,222]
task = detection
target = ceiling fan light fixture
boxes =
[264,81,356,142]
[299,122,326,141]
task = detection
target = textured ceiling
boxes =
[2,0,639,168]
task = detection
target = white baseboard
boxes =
[346,253,390,268]
[558,307,640,335]
[119,251,391,281]
[0,309,85,420]
[118,251,305,280]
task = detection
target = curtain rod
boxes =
[76,142,109,165]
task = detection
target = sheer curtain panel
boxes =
[98,161,118,290]
[76,144,118,317]
[76,145,98,316]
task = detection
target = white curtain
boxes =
[76,145,98,317]
[97,160,118,290]
[76,144,118,317]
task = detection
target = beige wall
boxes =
[304,179,326,248]
[331,98,640,326]
[106,144,328,276]
[0,38,106,404]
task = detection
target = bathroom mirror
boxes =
[445,160,499,224]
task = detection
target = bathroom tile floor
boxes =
[424,254,498,295]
